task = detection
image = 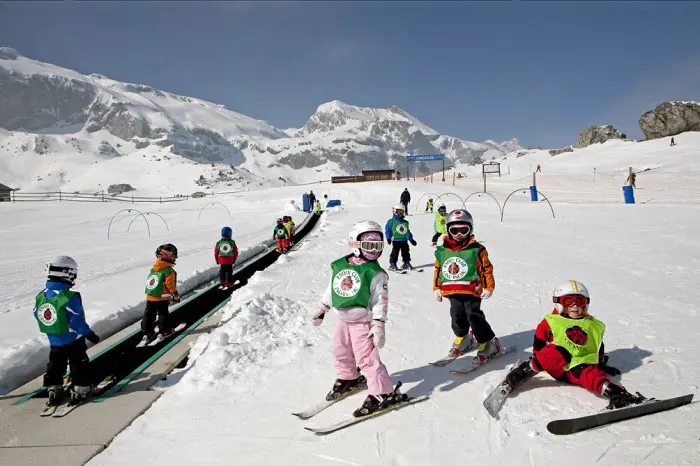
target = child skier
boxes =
[425,198,434,213]
[283,215,296,249]
[431,204,447,246]
[273,218,290,253]
[215,226,238,289]
[142,243,180,344]
[311,220,406,417]
[313,200,322,212]
[433,209,500,362]
[385,204,417,271]
[501,281,644,409]
[34,256,101,405]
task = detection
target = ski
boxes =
[482,359,523,418]
[449,345,516,376]
[429,341,479,367]
[292,377,368,420]
[40,404,60,417]
[304,394,429,435]
[388,269,408,275]
[547,393,694,435]
[147,322,187,347]
[51,376,117,418]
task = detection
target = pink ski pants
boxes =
[333,320,394,396]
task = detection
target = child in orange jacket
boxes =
[142,243,180,344]
[433,209,499,362]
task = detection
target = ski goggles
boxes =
[351,240,384,252]
[448,224,471,237]
[554,294,589,308]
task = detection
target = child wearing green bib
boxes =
[141,243,180,345]
[502,281,645,409]
[215,226,238,289]
[34,256,100,405]
[311,220,407,417]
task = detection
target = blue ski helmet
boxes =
[221,226,232,238]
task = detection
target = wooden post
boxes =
[101,190,104,202]
[483,173,486,193]
[452,171,455,186]
[508,166,511,175]
[132,195,134,204]
[59,190,62,202]
[442,155,445,182]
[160,196,162,204]
[593,167,596,182]
[533,171,537,187]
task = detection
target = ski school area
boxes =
[1,138,700,466]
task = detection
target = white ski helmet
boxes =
[46,255,78,285]
[348,220,384,258]
[445,209,474,238]
[392,204,406,216]
[552,280,590,313]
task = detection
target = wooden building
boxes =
[361,169,397,181]
[0,183,13,202]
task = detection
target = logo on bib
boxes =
[565,326,588,346]
[396,224,408,235]
[220,243,232,253]
[146,274,160,290]
[442,257,469,280]
[333,269,362,298]
[37,303,58,326]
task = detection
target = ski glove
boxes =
[312,305,329,326]
[368,320,385,349]
[410,239,417,246]
[480,289,493,300]
[387,238,392,245]
[172,294,181,304]
[85,331,100,345]
[434,289,443,302]
[599,354,621,376]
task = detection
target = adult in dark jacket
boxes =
[309,190,316,209]
[400,188,411,215]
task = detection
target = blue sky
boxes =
[1,1,699,148]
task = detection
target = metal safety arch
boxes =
[464,191,502,216]
[107,208,147,239]
[197,202,231,220]
[500,188,555,222]
[127,211,170,236]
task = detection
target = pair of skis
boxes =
[484,359,695,435]
[218,280,241,290]
[292,381,429,435]
[40,375,116,418]
[135,322,187,348]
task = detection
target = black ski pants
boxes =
[389,241,411,264]
[142,300,171,337]
[219,264,233,284]
[44,338,92,387]
[448,294,495,343]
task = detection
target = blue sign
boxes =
[407,154,444,162]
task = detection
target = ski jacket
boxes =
[318,255,389,323]
[146,259,179,302]
[34,281,94,347]
[433,236,494,298]
[214,237,239,265]
[400,190,411,204]
[384,215,414,243]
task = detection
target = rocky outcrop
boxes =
[98,140,119,157]
[33,136,53,155]
[0,67,95,131]
[574,125,627,148]
[107,183,135,194]
[84,101,151,140]
[549,146,574,156]
[639,101,700,140]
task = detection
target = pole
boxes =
[593,167,596,182]
[442,155,445,182]
[453,171,455,186]
[483,173,486,193]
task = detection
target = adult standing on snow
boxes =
[400,188,411,215]
[309,190,316,209]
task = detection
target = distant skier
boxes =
[141,244,180,345]
[273,218,290,253]
[283,215,296,249]
[433,209,500,362]
[385,204,417,271]
[215,226,238,289]
[536,164,542,173]
[34,256,101,406]
[432,204,447,246]
[670,137,676,146]
[400,188,411,215]
[500,281,644,409]
[311,220,407,417]
[313,200,322,212]
[425,198,434,213]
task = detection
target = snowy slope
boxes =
[0,49,520,193]
[87,182,700,466]
[2,133,699,464]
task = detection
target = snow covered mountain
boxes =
[0,47,521,194]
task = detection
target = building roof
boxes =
[0,183,13,191]
[361,169,396,174]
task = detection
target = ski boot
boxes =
[352,382,408,418]
[325,375,366,402]
[504,359,538,392]
[401,262,413,270]
[447,332,477,358]
[602,382,646,410]
[474,337,502,363]
[388,262,399,272]
[70,385,94,404]
[46,385,64,407]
